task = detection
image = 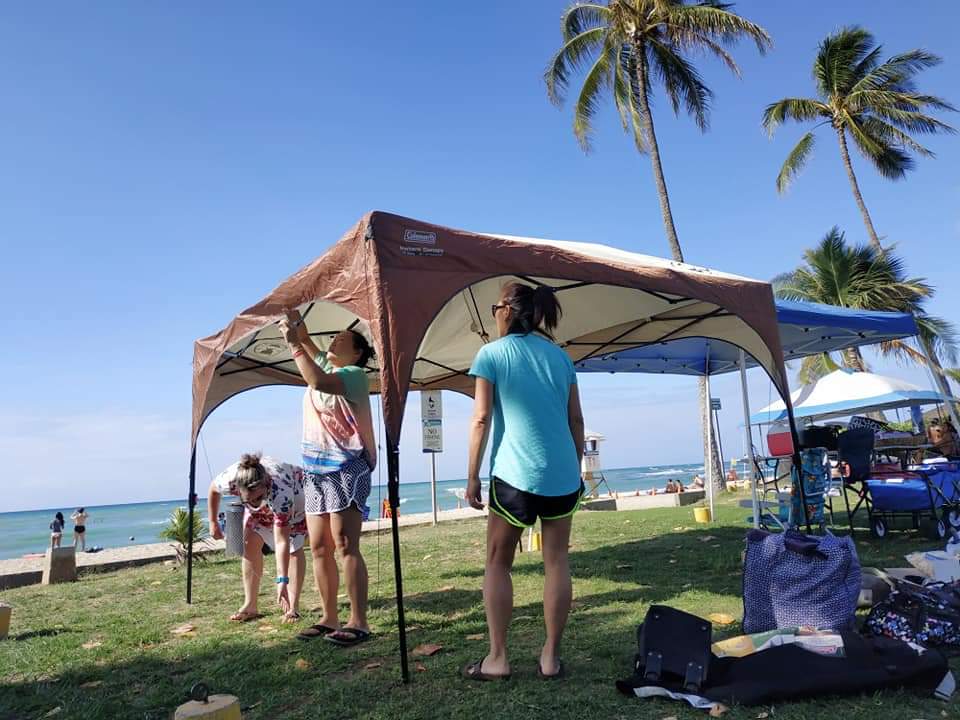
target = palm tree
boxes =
[774,227,958,391]
[545,1,770,486]
[763,27,955,251]
[160,507,209,565]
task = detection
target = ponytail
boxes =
[502,282,562,339]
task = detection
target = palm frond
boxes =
[669,29,741,76]
[562,2,612,40]
[545,26,610,106]
[613,43,647,152]
[669,3,772,53]
[798,353,841,385]
[858,116,934,157]
[775,131,815,193]
[647,38,712,130]
[572,41,618,151]
[813,26,875,97]
[865,101,956,136]
[917,314,960,366]
[850,49,944,94]
[845,119,913,179]
[761,98,828,135]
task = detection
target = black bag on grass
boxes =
[617,606,954,706]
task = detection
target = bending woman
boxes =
[464,282,585,681]
[208,453,308,622]
[280,309,377,647]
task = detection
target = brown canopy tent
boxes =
[190,210,805,681]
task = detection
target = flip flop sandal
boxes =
[537,659,565,680]
[229,611,263,623]
[462,658,511,682]
[297,623,338,640]
[324,627,372,647]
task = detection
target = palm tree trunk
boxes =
[836,127,883,252]
[635,40,684,263]
[699,372,724,492]
[634,39,721,489]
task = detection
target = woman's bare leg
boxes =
[481,513,523,676]
[234,525,264,618]
[539,515,573,676]
[331,507,368,631]
[307,514,340,628]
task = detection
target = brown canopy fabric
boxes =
[193,210,792,448]
[189,210,802,682]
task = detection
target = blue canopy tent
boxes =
[574,300,919,376]
[574,300,928,527]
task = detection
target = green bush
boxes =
[158,507,208,564]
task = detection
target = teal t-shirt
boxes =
[468,333,580,496]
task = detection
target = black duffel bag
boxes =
[617,605,953,707]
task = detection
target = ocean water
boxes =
[0,463,710,560]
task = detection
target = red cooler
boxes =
[766,422,795,457]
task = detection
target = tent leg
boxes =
[704,346,715,522]
[387,444,411,684]
[920,337,960,434]
[739,350,760,530]
[785,405,812,533]
[186,445,197,604]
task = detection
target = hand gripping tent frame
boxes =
[190,211,804,682]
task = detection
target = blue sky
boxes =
[1,2,957,512]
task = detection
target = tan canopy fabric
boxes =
[188,210,804,681]
[192,210,793,447]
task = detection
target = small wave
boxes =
[633,468,690,477]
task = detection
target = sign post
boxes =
[421,391,443,525]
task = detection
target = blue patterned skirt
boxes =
[304,455,371,516]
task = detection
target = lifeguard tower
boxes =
[582,429,611,498]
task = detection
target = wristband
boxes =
[291,349,304,359]
[276,576,289,584]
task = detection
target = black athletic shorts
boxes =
[489,477,584,528]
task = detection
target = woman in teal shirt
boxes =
[463,282,585,681]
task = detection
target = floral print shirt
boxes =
[213,456,306,529]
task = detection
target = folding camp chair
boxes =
[741,448,791,530]
[837,428,875,535]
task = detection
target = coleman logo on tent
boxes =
[403,229,437,245]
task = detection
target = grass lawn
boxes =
[1,496,956,720]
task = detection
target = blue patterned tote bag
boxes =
[743,529,861,633]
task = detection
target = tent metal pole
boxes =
[784,402,812,533]
[704,344,715,522]
[739,350,760,530]
[186,444,197,604]
[386,442,410,684]
[919,336,960,433]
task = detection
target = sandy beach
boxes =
[0,494,710,591]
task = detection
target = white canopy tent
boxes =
[751,368,959,425]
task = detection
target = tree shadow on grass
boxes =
[9,628,73,641]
